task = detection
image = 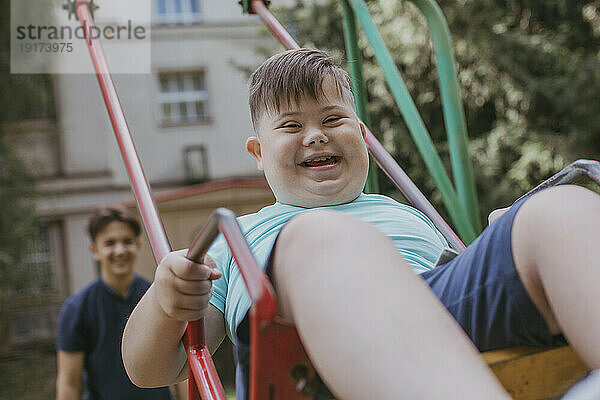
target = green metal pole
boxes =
[340,0,379,194]
[346,0,477,243]
[411,0,481,232]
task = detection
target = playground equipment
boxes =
[65,0,600,398]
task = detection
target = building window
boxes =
[155,0,202,24]
[158,70,209,125]
[183,145,209,182]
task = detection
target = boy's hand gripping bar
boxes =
[186,208,276,321]
[185,208,276,399]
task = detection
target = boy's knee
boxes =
[513,184,599,270]
[519,185,599,225]
[512,185,598,335]
[535,184,596,204]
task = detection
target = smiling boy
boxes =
[123,49,600,399]
[56,206,173,400]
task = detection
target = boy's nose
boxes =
[113,243,127,254]
[302,129,328,146]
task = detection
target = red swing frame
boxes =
[71,0,600,398]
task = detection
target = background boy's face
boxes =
[90,221,140,280]
[246,78,369,208]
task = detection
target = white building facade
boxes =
[5,0,292,345]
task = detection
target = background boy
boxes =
[123,49,600,399]
[56,206,174,400]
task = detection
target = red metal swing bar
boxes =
[72,1,226,398]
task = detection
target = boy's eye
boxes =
[282,122,301,129]
[324,116,342,124]
[105,240,115,246]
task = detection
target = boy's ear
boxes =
[245,136,264,171]
[359,122,367,140]
[90,242,100,261]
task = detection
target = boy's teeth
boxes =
[302,155,339,167]
[310,156,332,162]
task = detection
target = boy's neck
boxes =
[276,192,364,208]
[101,271,134,298]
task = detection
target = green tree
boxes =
[273,0,600,225]
[0,0,51,346]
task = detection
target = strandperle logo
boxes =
[15,20,147,41]
[10,0,151,74]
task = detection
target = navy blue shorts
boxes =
[234,194,566,398]
[420,195,566,351]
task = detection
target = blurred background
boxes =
[1,0,599,399]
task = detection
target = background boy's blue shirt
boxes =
[56,276,173,400]
[207,192,448,342]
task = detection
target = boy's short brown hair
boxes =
[87,205,141,242]
[248,48,354,131]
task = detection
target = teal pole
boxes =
[340,0,379,194]
[346,0,477,242]
[411,0,481,232]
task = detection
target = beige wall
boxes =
[132,184,275,280]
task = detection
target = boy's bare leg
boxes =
[512,184,600,369]
[271,210,509,400]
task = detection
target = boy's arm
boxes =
[171,304,227,383]
[56,350,84,400]
[122,251,224,388]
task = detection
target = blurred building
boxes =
[2,0,286,348]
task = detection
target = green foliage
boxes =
[0,141,38,298]
[0,0,41,305]
[275,0,600,223]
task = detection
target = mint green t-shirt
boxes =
[207,193,447,342]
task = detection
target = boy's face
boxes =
[246,78,369,208]
[90,221,140,281]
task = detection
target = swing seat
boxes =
[484,346,588,399]
[249,316,589,400]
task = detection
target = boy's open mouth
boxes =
[300,155,340,168]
